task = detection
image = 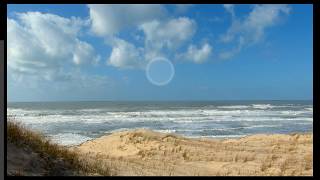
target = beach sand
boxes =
[72,129,313,176]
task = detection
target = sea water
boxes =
[7,100,313,146]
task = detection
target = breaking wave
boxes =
[7,102,313,146]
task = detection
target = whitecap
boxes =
[252,104,273,109]
[305,107,313,111]
[216,105,250,109]
[48,133,93,146]
[154,129,177,134]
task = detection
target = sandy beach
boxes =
[72,129,313,176]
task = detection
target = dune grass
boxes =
[7,119,112,176]
[7,120,312,176]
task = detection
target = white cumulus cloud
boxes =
[177,43,212,64]
[88,5,203,68]
[88,4,166,36]
[108,38,145,69]
[106,16,198,69]
[7,12,100,81]
[140,17,197,60]
[73,40,100,65]
[87,5,214,69]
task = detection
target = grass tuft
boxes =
[7,120,112,176]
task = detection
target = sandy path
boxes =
[72,129,313,176]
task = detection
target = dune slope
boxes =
[73,129,313,176]
[7,121,111,176]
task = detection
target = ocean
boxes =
[7,101,313,146]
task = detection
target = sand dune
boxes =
[72,129,313,176]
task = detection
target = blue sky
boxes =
[7,4,313,101]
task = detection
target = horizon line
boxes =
[7,99,313,103]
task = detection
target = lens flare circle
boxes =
[146,57,175,86]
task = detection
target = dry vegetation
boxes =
[74,129,313,176]
[7,119,313,176]
[7,120,112,176]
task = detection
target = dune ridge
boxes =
[72,129,313,176]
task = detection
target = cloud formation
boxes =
[88,4,166,36]
[177,43,212,64]
[7,12,100,81]
[7,5,292,79]
[106,16,198,69]
[87,5,205,69]
[223,4,235,19]
[140,17,196,51]
[7,4,297,101]
[108,38,145,69]
[220,4,291,59]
